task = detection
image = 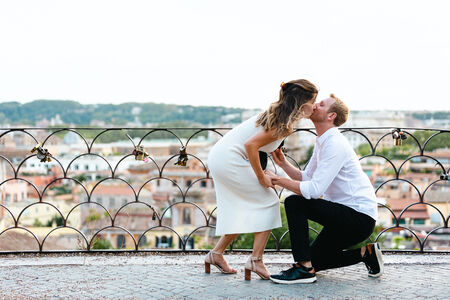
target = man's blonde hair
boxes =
[328,94,349,127]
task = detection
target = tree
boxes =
[231,204,323,250]
[91,237,113,249]
[33,218,44,227]
[46,215,64,227]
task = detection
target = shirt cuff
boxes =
[300,171,311,181]
[299,181,311,199]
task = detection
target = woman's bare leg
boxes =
[252,230,271,257]
[213,234,239,253]
[206,234,239,273]
[249,230,272,278]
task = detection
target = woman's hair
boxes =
[256,79,318,137]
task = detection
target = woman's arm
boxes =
[271,148,302,181]
[244,129,279,188]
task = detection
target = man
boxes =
[266,94,383,284]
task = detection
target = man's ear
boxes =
[328,112,337,123]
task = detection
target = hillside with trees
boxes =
[0,100,245,126]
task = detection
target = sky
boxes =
[0,0,449,111]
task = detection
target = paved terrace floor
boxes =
[0,253,449,300]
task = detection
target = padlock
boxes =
[175,146,188,166]
[132,145,150,163]
[391,129,406,147]
[31,143,52,162]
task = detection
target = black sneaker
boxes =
[363,242,384,278]
[270,264,317,284]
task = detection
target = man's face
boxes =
[310,97,336,122]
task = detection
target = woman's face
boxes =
[299,95,317,118]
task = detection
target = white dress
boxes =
[208,115,283,235]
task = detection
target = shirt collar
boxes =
[316,127,338,146]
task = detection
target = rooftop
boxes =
[0,253,448,299]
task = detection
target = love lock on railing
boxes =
[132,145,150,163]
[175,146,188,166]
[126,133,150,163]
[31,143,52,162]
[392,129,407,146]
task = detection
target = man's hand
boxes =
[271,148,287,168]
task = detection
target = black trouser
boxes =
[284,195,375,272]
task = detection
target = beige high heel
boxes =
[244,256,270,280]
[204,250,237,274]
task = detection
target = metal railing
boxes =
[0,126,448,254]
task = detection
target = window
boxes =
[157,235,170,248]
[85,165,89,170]
[200,181,207,188]
[172,180,177,187]
[186,180,192,187]
[109,198,115,208]
[392,218,406,225]
[183,208,191,224]
[138,235,147,247]
[117,235,126,248]
[75,164,79,170]
[97,197,103,205]
[413,219,425,225]
[5,194,10,202]
[13,194,17,202]
[21,192,25,200]
[157,180,160,187]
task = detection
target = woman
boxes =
[205,79,318,280]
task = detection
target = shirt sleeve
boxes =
[300,145,318,181]
[299,141,348,199]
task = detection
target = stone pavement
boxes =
[0,253,449,299]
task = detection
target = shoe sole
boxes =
[269,276,317,284]
[368,243,384,278]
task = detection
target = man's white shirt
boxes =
[299,127,378,220]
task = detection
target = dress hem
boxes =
[214,224,282,236]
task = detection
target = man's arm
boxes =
[272,176,302,195]
[268,142,347,198]
[299,142,347,199]
[271,144,318,182]
[271,149,303,181]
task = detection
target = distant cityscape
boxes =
[0,99,449,128]
[0,103,449,252]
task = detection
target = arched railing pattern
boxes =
[0,126,448,254]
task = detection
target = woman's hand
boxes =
[258,174,274,188]
[271,148,287,168]
[264,170,280,185]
